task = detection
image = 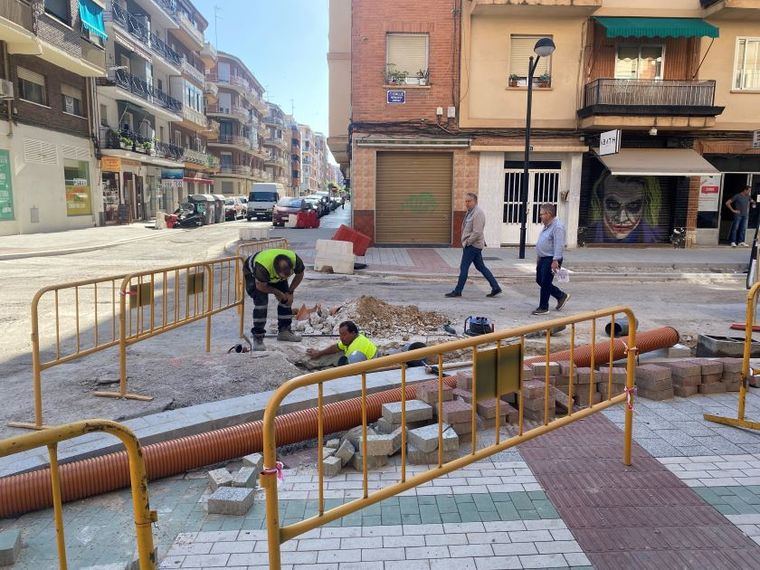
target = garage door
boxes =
[376,152,453,245]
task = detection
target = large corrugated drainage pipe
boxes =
[0,327,679,518]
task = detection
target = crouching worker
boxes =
[307,320,377,365]
[243,248,305,351]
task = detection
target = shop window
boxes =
[61,84,83,116]
[386,33,428,85]
[45,0,69,24]
[509,36,552,88]
[17,67,47,106]
[614,45,663,80]
[734,38,760,91]
[64,160,92,216]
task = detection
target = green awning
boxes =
[79,0,107,40]
[595,17,719,39]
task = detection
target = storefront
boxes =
[579,148,719,246]
[100,156,122,225]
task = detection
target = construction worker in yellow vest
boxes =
[243,248,305,351]
[307,320,378,365]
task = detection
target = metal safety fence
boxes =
[0,420,157,569]
[12,239,287,428]
[261,306,638,569]
[705,282,760,430]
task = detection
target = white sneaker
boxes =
[740,242,750,247]
[731,242,738,247]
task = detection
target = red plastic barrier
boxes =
[332,224,372,256]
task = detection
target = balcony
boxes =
[471,0,601,14]
[34,12,105,76]
[0,0,37,53]
[200,41,217,66]
[150,31,181,68]
[181,104,207,130]
[182,147,219,171]
[204,79,218,100]
[109,4,181,69]
[208,134,252,151]
[218,164,252,177]
[100,127,183,163]
[264,115,285,127]
[175,9,204,49]
[98,69,182,120]
[703,1,760,19]
[578,79,724,129]
[206,103,249,123]
[181,57,205,85]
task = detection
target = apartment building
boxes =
[299,123,318,194]
[0,0,107,236]
[263,102,291,193]
[313,132,329,191]
[329,0,760,247]
[206,51,269,196]
[289,116,301,195]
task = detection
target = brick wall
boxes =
[7,55,89,138]
[351,0,459,123]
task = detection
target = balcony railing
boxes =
[111,3,148,42]
[106,69,182,115]
[582,79,717,109]
[0,0,33,32]
[219,164,252,176]
[182,105,206,128]
[182,147,218,170]
[206,103,249,123]
[150,32,181,67]
[265,115,285,127]
[201,41,217,62]
[204,80,218,98]
[99,127,183,162]
[211,134,251,149]
[177,10,204,46]
[181,57,205,84]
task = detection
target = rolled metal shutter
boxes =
[376,152,453,245]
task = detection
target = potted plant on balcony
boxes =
[508,74,520,88]
[119,134,134,150]
[386,64,407,85]
[537,73,552,88]
[141,140,154,155]
[417,69,429,86]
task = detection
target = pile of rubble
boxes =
[205,453,263,515]
[291,295,450,338]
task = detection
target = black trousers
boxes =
[536,256,565,310]
[245,278,293,336]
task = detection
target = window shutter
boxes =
[17,67,45,86]
[510,36,551,77]
[386,34,428,75]
[61,84,81,99]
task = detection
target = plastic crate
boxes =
[332,224,372,256]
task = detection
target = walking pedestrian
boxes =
[445,192,502,298]
[532,203,570,316]
[726,185,753,247]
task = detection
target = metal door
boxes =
[502,164,561,245]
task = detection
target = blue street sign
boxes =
[387,90,406,104]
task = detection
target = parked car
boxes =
[247,183,284,221]
[272,197,319,228]
[304,195,325,217]
[224,197,245,221]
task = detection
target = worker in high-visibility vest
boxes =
[243,248,305,351]
[307,320,378,365]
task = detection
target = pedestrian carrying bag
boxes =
[556,267,570,283]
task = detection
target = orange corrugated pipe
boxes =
[0,327,678,518]
[524,326,679,367]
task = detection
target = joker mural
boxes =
[587,173,667,244]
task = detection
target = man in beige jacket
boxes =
[445,193,502,298]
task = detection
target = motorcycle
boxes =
[173,203,203,228]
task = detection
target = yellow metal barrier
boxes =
[704,282,760,430]
[0,420,157,569]
[237,237,289,260]
[261,306,638,569]
[10,275,127,430]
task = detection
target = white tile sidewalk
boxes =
[658,453,760,487]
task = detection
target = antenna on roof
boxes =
[213,4,221,49]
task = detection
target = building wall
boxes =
[0,123,98,235]
[327,0,351,169]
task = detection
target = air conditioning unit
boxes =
[0,79,14,100]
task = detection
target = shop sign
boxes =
[387,90,406,104]
[0,150,13,221]
[599,129,621,157]
[161,168,184,180]
[101,156,122,172]
[698,175,722,212]
[66,180,92,216]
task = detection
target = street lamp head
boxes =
[533,38,556,58]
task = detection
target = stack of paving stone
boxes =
[718,357,743,391]
[597,365,628,399]
[450,371,518,429]
[635,364,674,400]
[205,453,263,515]
[520,378,557,422]
[693,358,726,394]
[657,360,702,397]
[570,367,602,407]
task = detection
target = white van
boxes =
[246,183,284,221]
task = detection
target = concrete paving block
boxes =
[479,414,508,429]
[375,416,394,434]
[0,530,21,566]
[523,406,556,422]
[208,468,233,491]
[408,423,459,453]
[598,382,626,398]
[597,366,628,383]
[232,466,258,488]
[382,400,433,424]
[450,420,474,435]
[638,387,675,401]
[416,381,454,406]
[722,372,742,382]
[341,425,377,449]
[657,361,702,379]
[476,398,503,419]
[456,371,473,391]
[326,439,341,449]
[242,453,264,472]
[532,362,561,377]
[702,372,723,384]
[452,388,473,403]
[499,401,519,424]
[323,455,342,477]
[667,343,692,358]
[323,446,337,458]
[725,380,742,392]
[717,358,743,374]
[636,373,672,391]
[558,361,577,377]
[351,451,388,471]
[366,433,396,456]
[440,399,472,425]
[207,486,256,516]
[693,358,724,376]
[316,239,354,256]
[672,375,701,388]
[572,390,601,406]
[523,380,549,400]
[674,385,699,397]
[636,364,672,382]
[407,443,458,465]
[699,382,728,395]
[335,440,356,466]
[575,367,595,385]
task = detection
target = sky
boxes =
[192,0,330,135]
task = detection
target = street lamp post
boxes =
[518,37,556,260]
